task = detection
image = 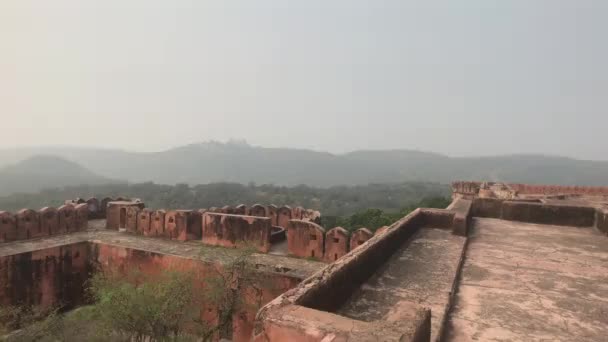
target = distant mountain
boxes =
[0,155,120,195]
[1,143,608,189]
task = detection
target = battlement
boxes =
[452,181,608,198]
[2,183,607,341]
[253,182,608,341]
[0,204,89,243]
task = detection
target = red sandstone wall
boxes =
[267,205,278,226]
[58,205,75,233]
[349,228,373,250]
[0,211,16,242]
[202,213,272,252]
[323,227,349,263]
[126,206,139,233]
[40,207,59,236]
[287,220,325,260]
[451,181,482,196]
[508,183,608,196]
[277,206,292,230]
[16,209,41,240]
[92,243,300,342]
[75,204,89,231]
[165,210,189,241]
[150,210,166,237]
[250,204,267,217]
[137,209,152,236]
[0,242,91,309]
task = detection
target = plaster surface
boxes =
[446,218,608,341]
[338,227,466,341]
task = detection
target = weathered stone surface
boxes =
[255,210,429,341]
[267,205,278,226]
[235,204,248,215]
[125,206,139,233]
[58,205,75,234]
[0,230,323,342]
[446,218,608,341]
[501,201,596,227]
[291,206,304,220]
[250,204,267,217]
[375,226,389,235]
[253,304,431,342]
[277,206,292,229]
[323,227,349,263]
[39,207,59,236]
[0,211,16,242]
[16,209,40,240]
[449,198,472,236]
[0,242,91,309]
[106,201,146,230]
[221,205,235,214]
[471,197,504,218]
[86,198,100,219]
[349,227,373,251]
[75,203,89,232]
[202,213,272,252]
[339,228,466,341]
[137,209,152,236]
[164,210,200,241]
[286,220,325,260]
[150,210,166,237]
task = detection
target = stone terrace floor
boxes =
[0,220,324,281]
[337,227,467,342]
[446,218,608,341]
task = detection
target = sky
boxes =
[1,1,607,159]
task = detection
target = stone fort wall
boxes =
[452,181,608,197]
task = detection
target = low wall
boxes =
[91,243,302,342]
[0,240,305,342]
[286,220,325,260]
[300,210,424,312]
[0,242,92,309]
[349,228,373,251]
[0,204,90,244]
[323,227,349,263]
[253,210,430,341]
[472,198,598,227]
[501,202,596,227]
[202,213,272,253]
[471,198,504,218]
[447,199,473,236]
[508,184,608,196]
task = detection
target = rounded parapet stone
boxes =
[39,207,59,236]
[250,204,267,217]
[277,205,293,229]
[350,227,373,251]
[286,219,325,260]
[0,211,17,242]
[324,227,350,263]
[58,205,76,233]
[235,204,248,216]
[16,209,40,240]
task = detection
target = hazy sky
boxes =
[1,1,607,159]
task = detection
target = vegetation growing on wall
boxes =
[0,249,265,342]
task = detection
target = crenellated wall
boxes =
[110,204,324,254]
[0,242,92,309]
[202,213,271,252]
[0,204,91,244]
[508,183,608,196]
